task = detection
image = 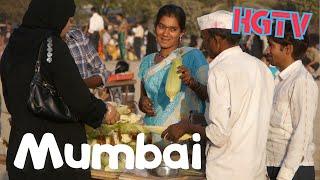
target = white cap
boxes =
[197,10,233,30]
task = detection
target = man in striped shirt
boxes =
[64,27,110,89]
[266,22,318,180]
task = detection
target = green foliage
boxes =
[86,123,148,140]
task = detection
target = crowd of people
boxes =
[0,0,319,180]
[1,8,319,79]
[78,7,153,62]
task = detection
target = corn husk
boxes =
[165,56,183,102]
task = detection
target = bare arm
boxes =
[83,75,103,89]
[138,81,155,116]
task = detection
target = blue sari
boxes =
[139,47,208,127]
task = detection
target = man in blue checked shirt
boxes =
[63,26,110,89]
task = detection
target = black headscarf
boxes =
[2,0,75,59]
[22,0,75,34]
[0,0,76,74]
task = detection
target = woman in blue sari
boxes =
[138,4,208,130]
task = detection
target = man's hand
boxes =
[104,103,120,125]
[177,65,195,87]
[139,96,156,116]
[161,120,190,142]
[83,75,103,89]
[97,88,109,101]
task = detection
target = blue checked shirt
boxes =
[65,28,110,87]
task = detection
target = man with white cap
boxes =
[162,10,274,180]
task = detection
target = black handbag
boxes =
[27,37,75,122]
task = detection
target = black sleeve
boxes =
[0,48,12,115]
[44,36,106,128]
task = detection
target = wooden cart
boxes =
[91,169,205,180]
[0,155,205,180]
[106,80,137,105]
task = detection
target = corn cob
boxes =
[165,56,183,102]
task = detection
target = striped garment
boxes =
[65,28,110,87]
[267,60,318,180]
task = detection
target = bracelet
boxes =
[189,78,199,90]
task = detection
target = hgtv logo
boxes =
[232,7,312,40]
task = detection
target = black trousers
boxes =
[133,37,143,58]
[89,31,99,51]
[267,166,315,180]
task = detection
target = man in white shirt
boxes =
[266,22,318,180]
[89,7,104,34]
[162,11,274,180]
[88,7,104,50]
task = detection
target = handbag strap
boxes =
[34,37,53,73]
